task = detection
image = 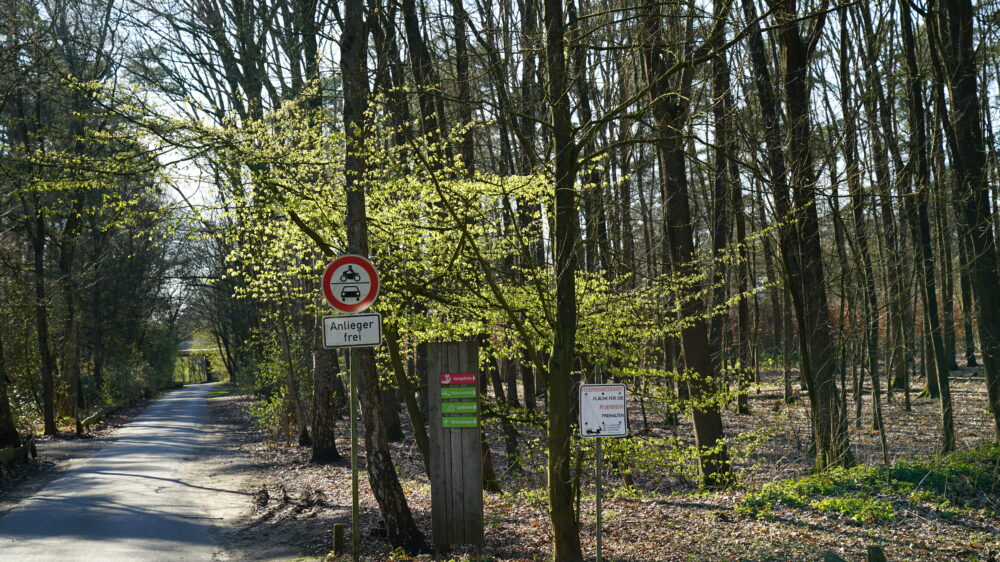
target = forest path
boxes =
[0,384,248,561]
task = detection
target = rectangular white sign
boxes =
[579,384,628,438]
[322,313,382,348]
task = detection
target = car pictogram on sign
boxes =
[341,286,361,301]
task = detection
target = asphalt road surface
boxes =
[0,384,245,561]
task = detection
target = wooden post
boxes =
[427,342,483,549]
[332,523,345,556]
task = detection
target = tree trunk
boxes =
[521,353,537,410]
[385,326,430,474]
[930,0,1000,439]
[542,0,585,554]
[381,386,404,443]
[311,320,343,464]
[482,337,521,474]
[31,206,57,436]
[342,0,428,551]
[0,329,21,448]
[958,237,977,366]
[902,1,954,452]
[401,0,444,146]
[744,0,850,468]
[710,0,751,414]
[643,0,731,486]
[58,205,84,435]
[277,310,308,446]
[450,0,474,171]
[840,7,883,434]
[775,1,852,469]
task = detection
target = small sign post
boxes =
[580,383,629,562]
[320,255,382,562]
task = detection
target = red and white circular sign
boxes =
[322,254,380,313]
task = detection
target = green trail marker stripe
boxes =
[442,416,478,428]
[442,402,477,414]
[441,387,476,399]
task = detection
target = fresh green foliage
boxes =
[810,496,895,522]
[736,443,1000,521]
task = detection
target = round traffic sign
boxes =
[322,255,380,312]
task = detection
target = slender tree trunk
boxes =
[311,319,343,464]
[776,1,852,469]
[381,386,404,443]
[58,204,84,434]
[521,353,537,410]
[342,0,428,551]
[571,0,608,274]
[783,285,794,402]
[30,206,57,436]
[91,262,104,393]
[542,0,584,553]
[400,0,443,145]
[734,173,753,413]
[958,237,977,366]
[931,0,1000,439]
[450,0,474,171]
[482,337,521,474]
[757,192,788,397]
[0,329,21,448]
[643,0,731,486]
[710,10,752,413]
[385,326,430,473]
[277,310,309,446]
[503,358,520,406]
[839,8,883,433]
[902,1,954,451]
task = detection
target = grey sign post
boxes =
[320,255,381,562]
[580,383,628,562]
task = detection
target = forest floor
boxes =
[1,370,997,561]
[214,363,1000,561]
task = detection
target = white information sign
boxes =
[579,384,628,438]
[322,313,382,348]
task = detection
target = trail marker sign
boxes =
[322,255,379,313]
[427,343,483,549]
[579,384,628,438]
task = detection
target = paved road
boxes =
[0,384,245,561]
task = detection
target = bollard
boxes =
[333,523,345,556]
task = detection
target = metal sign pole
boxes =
[596,437,603,562]
[350,349,360,561]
